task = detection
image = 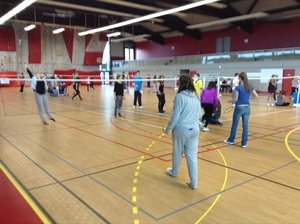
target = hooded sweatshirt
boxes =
[166,90,200,133]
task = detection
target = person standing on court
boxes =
[156,75,166,114]
[133,71,143,109]
[224,72,258,148]
[19,73,25,93]
[193,73,203,97]
[72,72,83,100]
[114,74,124,117]
[163,74,201,190]
[26,67,55,125]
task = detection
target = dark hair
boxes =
[178,75,195,93]
[207,81,216,89]
[239,72,251,92]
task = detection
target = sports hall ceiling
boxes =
[1,0,300,44]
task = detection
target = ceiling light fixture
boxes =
[78,0,220,36]
[0,0,37,25]
[110,34,150,43]
[24,24,36,31]
[187,12,269,29]
[52,27,65,34]
[107,31,121,38]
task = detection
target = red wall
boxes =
[137,17,300,59]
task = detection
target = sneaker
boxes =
[118,113,122,117]
[224,140,234,145]
[50,118,55,122]
[202,127,209,132]
[166,167,176,177]
[133,105,136,109]
[198,121,204,128]
[266,103,270,106]
[42,120,48,125]
[138,106,143,110]
[186,182,197,190]
[241,145,247,148]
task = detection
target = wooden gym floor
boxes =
[0,85,299,224]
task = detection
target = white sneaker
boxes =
[224,140,234,145]
[133,105,136,109]
[241,145,247,148]
[198,121,204,128]
[267,103,270,106]
[139,106,143,110]
[202,127,209,132]
[166,167,176,177]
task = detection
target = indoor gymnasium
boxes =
[0,1,300,224]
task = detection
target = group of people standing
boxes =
[163,72,259,190]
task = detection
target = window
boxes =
[125,47,135,61]
[216,36,231,53]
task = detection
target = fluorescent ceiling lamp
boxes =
[187,12,269,29]
[78,0,220,36]
[110,34,151,42]
[107,32,121,37]
[52,28,65,34]
[24,24,36,31]
[0,0,37,25]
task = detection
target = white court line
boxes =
[221,109,296,122]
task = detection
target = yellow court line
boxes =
[284,127,300,161]
[195,140,229,224]
[0,162,52,224]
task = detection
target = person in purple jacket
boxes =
[200,81,218,132]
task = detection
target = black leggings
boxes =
[157,93,165,112]
[201,103,214,127]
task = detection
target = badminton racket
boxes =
[224,105,234,113]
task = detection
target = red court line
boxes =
[0,170,43,224]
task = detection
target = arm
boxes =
[252,89,259,98]
[164,94,182,134]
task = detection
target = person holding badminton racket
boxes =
[224,72,258,148]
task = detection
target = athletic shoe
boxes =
[50,118,55,122]
[202,127,209,132]
[266,103,270,106]
[42,120,48,125]
[133,105,136,109]
[166,167,176,177]
[139,106,143,110]
[186,182,197,190]
[118,113,122,117]
[224,140,234,145]
[241,145,247,148]
[198,121,204,128]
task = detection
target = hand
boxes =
[162,127,170,135]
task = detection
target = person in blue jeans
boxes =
[224,72,258,148]
[163,74,200,189]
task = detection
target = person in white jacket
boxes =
[27,67,55,125]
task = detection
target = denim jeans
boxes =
[228,105,251,146]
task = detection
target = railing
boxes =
[112,47,300,70]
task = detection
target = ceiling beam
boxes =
[162,15,202,40]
